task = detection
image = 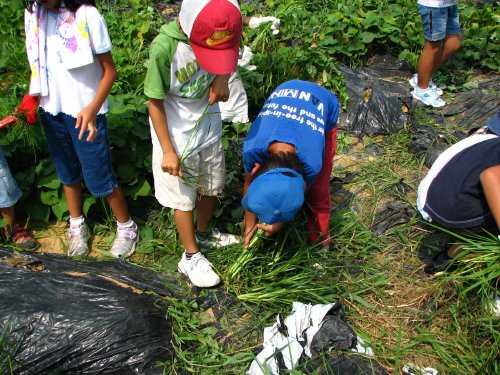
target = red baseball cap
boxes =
[179,0,242,75]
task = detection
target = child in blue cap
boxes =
[242,80,340,248]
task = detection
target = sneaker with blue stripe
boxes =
[412,87,446,108]
[409,73,443,96]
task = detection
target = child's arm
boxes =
[480,164,500,232]
[209,74,231,105]
[243,171,259,248]
[76,52,117,142]
[148,98,182,177]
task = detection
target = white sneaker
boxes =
[409,73,443,96]
[488,291,500,317]
[195,228,241,250]
[67,222,91,256]
[412,87,446,108]
[110,223,139,258]
[178,252,221,287]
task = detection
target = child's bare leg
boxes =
[64,182,83,218]
[433,34,460,74]
[195,195,217,233]
[417,39,442,89]
[0,206,16,226]
[174,209,198,253]
[105,186,129,223]
[1,204,36,248]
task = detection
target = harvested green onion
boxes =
[249,228,265,248]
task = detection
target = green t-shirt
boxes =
[144,21,222,156]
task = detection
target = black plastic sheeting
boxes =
[309,314,357,355]
[371,200,416,236]
[408,123,449,168]
[303,304,388,375]
[338,55,412,137]
[304,354,389,375]
[442,82,500,134]
[0,249,176,374]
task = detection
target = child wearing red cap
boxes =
[145,0,243,288]
[242,80,340,248]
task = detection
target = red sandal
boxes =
[9,224,38,250]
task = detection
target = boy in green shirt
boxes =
[144,0,242,288]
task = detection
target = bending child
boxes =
[417,110,500,273]
[24,0,138,257]
[145,0,242,288]
[242,80,340,248]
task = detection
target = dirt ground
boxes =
[30,221,112,257]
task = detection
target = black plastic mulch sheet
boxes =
[371,200,417,235]
[338,55,412,137]
[441,76,500,134]
[0,249,178,374]
[408,122,449,168]
[304,354,389,375]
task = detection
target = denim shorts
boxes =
[418,4,460,41]
[0,146,22,208]
[40,110,118,197]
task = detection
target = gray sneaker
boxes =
[67,222,91,256]
[110,223,139,258]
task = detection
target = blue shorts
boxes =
[418,4,460,42]
[0,146,22,208]
[40,110,118,197]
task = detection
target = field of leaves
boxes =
[0,0,499,373]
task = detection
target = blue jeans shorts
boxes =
[418,4,460,42]
[0,146,22,208]
[40,110,118,197]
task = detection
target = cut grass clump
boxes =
[0,322,18,374]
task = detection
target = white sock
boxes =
[117,218,134,229]
[416,86,431,94]
[69,216,85,226]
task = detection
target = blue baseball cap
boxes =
[241,168,305,224]
[487,110,500,135]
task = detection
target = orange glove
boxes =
[16,94,40,125]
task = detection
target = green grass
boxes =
[0,322,16,375]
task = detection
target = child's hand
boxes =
[243,219,259,248]
[76,106,98,142]
[209,74,231,105]
[256,222,286,237]
[161,150,182,177]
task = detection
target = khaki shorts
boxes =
[152,140,226,211]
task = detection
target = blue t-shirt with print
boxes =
[243,80,339,185]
